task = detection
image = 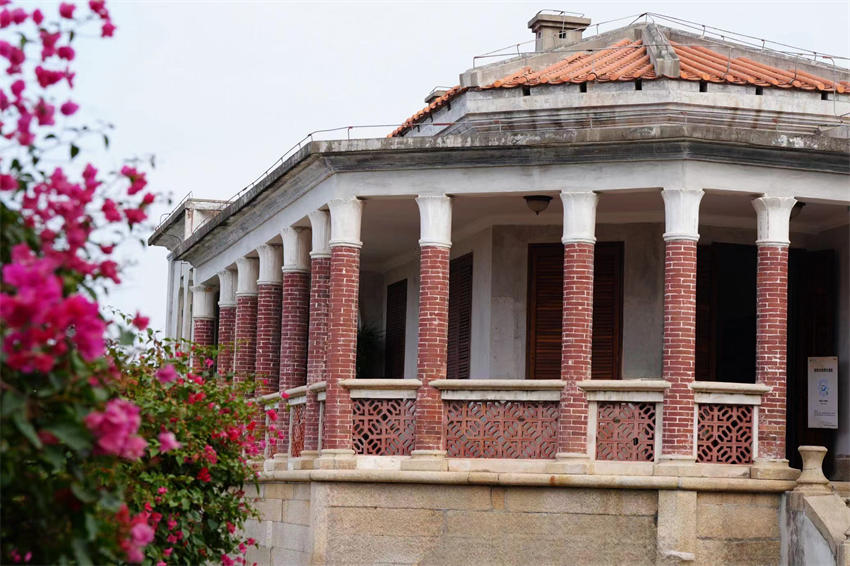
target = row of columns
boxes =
[189,189,797,469]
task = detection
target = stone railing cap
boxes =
[689,381,771,395]
[430,379,564,390]
[578,379,671,392]
[253,392,280,406]
[307,381,327,393]
[285,385,308,398]
[340,379,422,389]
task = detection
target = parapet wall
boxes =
[243,475,784,565]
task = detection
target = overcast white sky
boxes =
[72,1,849,332]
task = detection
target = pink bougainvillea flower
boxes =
[131,312,149,330]
[32,9,43,24]
[58,3,75,19]
[280,391,289,400]
[221,555,234,566]
[157,487,168,495]
[204,357,214,368]
[158,431,181,452]
[84,399,148,460]
[60,100,78,115]
[101,198,121,222]
[155,364,178,384]
[197,467,212,483]
[265,409,277,421]
[101,21,115,37]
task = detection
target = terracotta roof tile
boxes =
[389,36,846,137]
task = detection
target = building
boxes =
[150,12,850,565]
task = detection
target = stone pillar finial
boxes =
[256,244,282,285]
[235,257,259,296]
[416,194,452,248]
[217,269,237,307]
[752,196,797,246]
[282,227,311,272]
[662,188,704,242]
[328,197,363,249]
[794,446,831,493]
[308,210,331,258]
[560,191,598,244]
[191,285,216,320]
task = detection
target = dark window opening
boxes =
[699,80,708,93]
[558,30,568,39]
[447,253,473,379]
[522,85,531,96]
[822,91,830,101]
[384,279,407,378]
[579,83,588,93]
[635,79,642,91]
[755,86,764,95]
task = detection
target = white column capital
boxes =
[662,188,704,242]
[235,257,259,297]
[416,194,453,248]
[191,285,217,319]
[257,243,283,284]
[308,210,331,258]
[752,196,797,246]
[217,269,237,307]
[328,197,364,248]
[560,191,598,244]
[282,226,311,272]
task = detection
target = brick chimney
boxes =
[528,10,591,51]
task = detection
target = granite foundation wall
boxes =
[243,480,783,565]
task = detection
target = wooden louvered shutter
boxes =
[527,243,623,380]
[447,253,473,379]
[527,245,564,380]
[591,242,623,379]
[384,279,407,378]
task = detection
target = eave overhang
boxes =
[168,126,850,266]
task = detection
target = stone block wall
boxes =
[242,480,783,565]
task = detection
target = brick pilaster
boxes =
[276,270,310,454]
[256,283,283,393]
[322,245,359,450]
[661,239,698,457]
[413,245,450,451]
[756,244,789,460]
[557,242,594,455]
[217,306,236,379]
[302,256,330,454]
[234,294,258,389]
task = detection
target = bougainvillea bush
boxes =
[0,2,260,564]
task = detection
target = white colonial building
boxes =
[151,12,850,565]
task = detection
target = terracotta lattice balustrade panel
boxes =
[595,402,656,462]
[696,404,754,464]
[445,400,559,459]
[289,404,305,458]
[351,398,415,456]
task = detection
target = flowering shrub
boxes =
[0,2,260,564]
[103,328,261,565]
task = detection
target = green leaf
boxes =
[45,421,92,451]
[84,513,98,541]
[70,482,97,504]
[70,144,80,159]
[72,538,94,566]
[41,445,66,471]
[12,412,42,449]
[102,134,109,148]
[1,390,26,415]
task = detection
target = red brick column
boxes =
[752,195,796,462]
[276,270,310,454]
[323,244,359,451]
[303,255,330,454]
[216,268,237,380]
[192,318,215,372]
[234,257,259,389]
[413,245,450,451]
[660,239,698,457]
[557,242,594,455]
[255,284,283,391]
[756,245,789,460]
[216,306,236,378]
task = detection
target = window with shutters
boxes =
[447,253,473,379]
[384,279,407,378]
[526,243,623,380]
